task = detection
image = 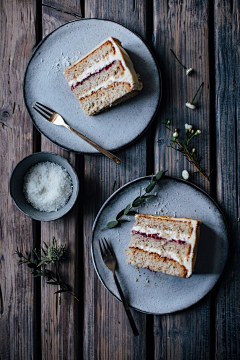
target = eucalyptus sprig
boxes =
[164,119,211,181]
[100,170,166,231]
[14,237,79,306]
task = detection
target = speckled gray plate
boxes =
[23,19,161,153]
[91,176,229,314]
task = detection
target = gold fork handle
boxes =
[68,126,121,165]
[113,271,139,336]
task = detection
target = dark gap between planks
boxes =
[33,2,43,359]
[208,1,217,358]
[145,0,156,358]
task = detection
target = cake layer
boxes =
[126,248,188,278]
[132,214,200,244]
[129,232,191,264]
[72,60,125,99]
[79,82,139,116]
[63,40,116,84]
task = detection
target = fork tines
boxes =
[32,102,54,120]
[99,238,115,259]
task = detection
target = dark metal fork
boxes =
[32,102,121,165]
[99,238,139,336]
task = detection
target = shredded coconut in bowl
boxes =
[23,162,73,212]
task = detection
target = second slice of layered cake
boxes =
[126,214,202,278]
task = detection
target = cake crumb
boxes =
[135,278,139,282]
[146,279,149,283]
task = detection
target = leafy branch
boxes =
[14,237,79,305]
[100,170,166,231]
[164,119,212,181]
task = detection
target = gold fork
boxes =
[99,238,139,336]
[32,102,122,165]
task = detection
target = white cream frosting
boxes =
[67,37,142,97]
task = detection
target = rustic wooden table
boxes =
[1,0,239,359]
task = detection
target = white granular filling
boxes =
[23,162,73,212]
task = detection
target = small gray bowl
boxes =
[10,152,79,221]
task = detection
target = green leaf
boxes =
[156,170,164,181]
[61,283,68,290]
[27,263,36,268]
[37,259,49,267]
[46,282,58,285]
[146,181,156,193]
[143,195,154,199]
[132,197,145,207]
[124,204,131,215]
[43,241,49,249]
[106,220,119,229]
[128,211,138,215]
[116,209,124,220]
[53,237,56,248]
[118,219,130,223]
[41,246,47,256]
[33,274,45,277]
[54,290,66,294]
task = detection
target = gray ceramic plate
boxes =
[92,176,229,314]
[23,19,161,153]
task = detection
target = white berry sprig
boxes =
[170,49,193,76]
[186,82,204,110]
[164,119,211,182]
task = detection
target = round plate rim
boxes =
[9,151,79,221]
[23,18,162,154]
[91,175,229,315]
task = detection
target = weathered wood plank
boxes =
[0,0,38,359]
[43,0,82,16]
[214,0,240,358]
[153,1,211,359]
[41,5,82,360]
[82,1,151,359]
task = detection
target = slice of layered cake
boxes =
[63,37,143,116]
[126,214,202,278]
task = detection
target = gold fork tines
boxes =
[32,102,122,165]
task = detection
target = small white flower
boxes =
[192,148,196,153]
[173,132,178,139]
[185,102,196,110]
[185,123,193,131]
[186,68,193,75]
[195,130,201,135]
[182,170,190,180]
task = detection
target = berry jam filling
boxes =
[132,230,186,245]
[71,60,116,91]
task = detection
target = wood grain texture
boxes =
[82,1,151,359]
[153,0,211,193]
[42,0,82,16]
[40,5,82,360]
[152,1,211,359]
[0,0,37,359]
[214,0,240,358]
